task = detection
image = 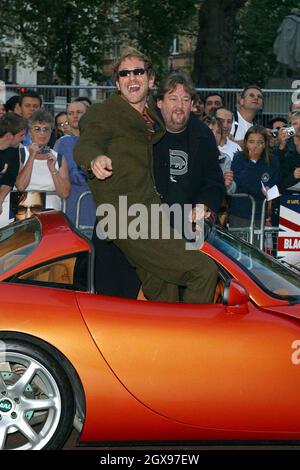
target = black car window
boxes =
[210,227,300,301]
[0,218,41,275]
[11,252,89,291]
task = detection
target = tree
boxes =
[192,0,247,87]
[0,0,113,84]
[0,0,198,84]
[236,0,300,87]
[122,0,198,78]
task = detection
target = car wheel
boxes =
[0,339,74,450]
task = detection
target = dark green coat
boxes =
[74,92,218,303]
[74,92,165,210]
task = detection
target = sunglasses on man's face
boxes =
[118,68,146,78]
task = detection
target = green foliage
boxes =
[0,0,197,84]
[236,0,300,86]
[127,0,197,79]
[0,0,113,83]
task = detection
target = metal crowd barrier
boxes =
[7,189,95,238]
[75,191,283,249]
[195,87,296,122]
[227,194,279,256]
[5,84,297,119]
[226,194,256,245]
[75,191,282,251]
[45,189,94,239]
[258,199,279,256]
[75,190,94,239]
[7,189,283,252]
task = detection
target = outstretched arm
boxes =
[90,156,113,180]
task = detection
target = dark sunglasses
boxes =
[118,68,146,78]
[17,205,43,215]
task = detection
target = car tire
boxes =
[0,338,74,450]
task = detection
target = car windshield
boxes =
[0,217,41,275]
[210,227,300,301]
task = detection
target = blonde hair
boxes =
[112,47,154,83]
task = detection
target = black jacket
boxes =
[0,147,20,188]
[153,112,225,213]
[230,151,280,219]
[277,143,300,192]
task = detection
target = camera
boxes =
[38,145,51,154]
[270,128,279,137]
[285,126,295,137]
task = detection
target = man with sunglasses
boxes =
[12,191,45,221]
[74,47,218,304]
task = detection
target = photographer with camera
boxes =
[15,109,70,214]
[270,112,300,191]
[274,111,300,155]
[279,124,300,193]
[267,117,288,148]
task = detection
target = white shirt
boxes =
[22,148,61,210]
[230,111,252,141]
[219,138,241,161]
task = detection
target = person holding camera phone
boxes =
[15,109,70,212]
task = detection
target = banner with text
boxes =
[278,194,300,267]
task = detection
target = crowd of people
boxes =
[0,46,300,302]
[192,88,300,233]
[0,93,95,231]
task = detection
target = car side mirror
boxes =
[223,279,249,314]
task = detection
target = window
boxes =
[211,228,300,300]
[0,218,41,275]
[170,37,180,55]
[12,252,89,291]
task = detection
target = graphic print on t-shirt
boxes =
[169,149,188,183]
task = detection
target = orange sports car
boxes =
[1,211,300,450]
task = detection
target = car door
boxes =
[76,291,300,433]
